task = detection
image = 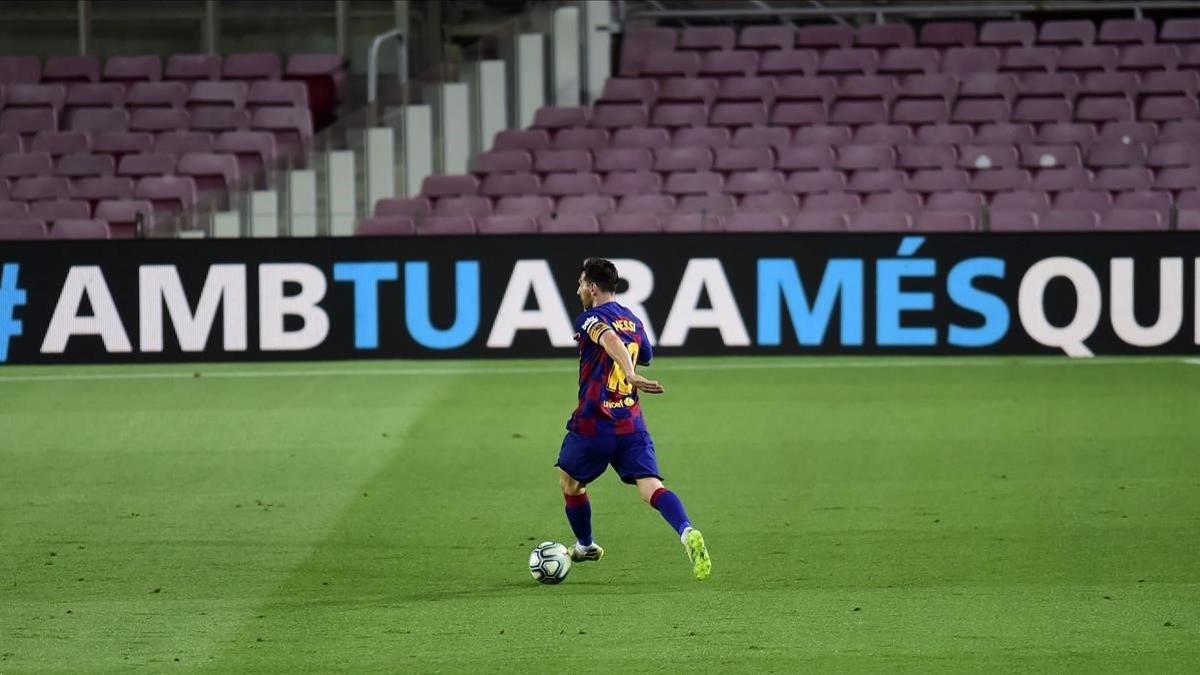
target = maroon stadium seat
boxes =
[739,26,797,52]
[251,107,312,155]
[117,153,177,178]
[480,172,540,197]
[189,81,249,110]
[0,153,52,178]
[434,196,491,217]
[7,84,67,113]
[1097,19,1155,46]
[920,22,977,48]
[71,175,135,202]
[223,53,282,81]
[43,55,100,83]
[532,106,588,130]
[165,54,222,81]
[1038,21,1096,46]
[495,195,555,217]
[476,214,539,234]
[55,153,114,178]
[373,197,430,219]
[357,215,416,236]
[533,149,592,174]
[13,176,71,201]
[31,131,89,156]
[552,128,610,150]
[593,147,652,173]
[0,56,41,84]
[30,200,90,221]
[94,199,154,237]
[104,55,162,83]
[50,219,111,239]
[128,81,189,109]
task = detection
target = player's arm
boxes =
[599,331,664,394]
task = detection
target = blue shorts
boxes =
[555,431,662,486]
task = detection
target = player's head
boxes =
[578,257,618,309]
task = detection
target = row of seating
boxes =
[0,80,310,113]
[621,19,1200,74]
[492,120,1200,150]
[0,130,276,174]
[0,218,128,240]
[419,167,1200,197]
[469,142,1200,175]
[0,53,342,90]
[0,175,199,218]
[356,208,1200,236]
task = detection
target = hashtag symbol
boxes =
[0,263,27,363]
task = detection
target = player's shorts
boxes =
[555,431,661,486]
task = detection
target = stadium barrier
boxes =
[0,233,1197,363]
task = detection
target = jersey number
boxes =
[606,342,640,395]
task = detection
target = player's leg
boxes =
[617,433,711,580]
[554,433,607,562]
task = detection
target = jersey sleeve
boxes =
[636,323,653,365]
[575,310,613,345]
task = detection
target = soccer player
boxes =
[555,258,711,581]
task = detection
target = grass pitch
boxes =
[1,356,1198,672]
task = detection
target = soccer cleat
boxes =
[683,528,711,581]
[568,542,604,562]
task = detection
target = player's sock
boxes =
[563,492,593,547]
[649,487,691,536]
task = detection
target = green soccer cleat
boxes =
[569,542,604,563]
[683,528,711,581]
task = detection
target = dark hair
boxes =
[581,257,619,293]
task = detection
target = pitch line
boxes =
[0,356,1186,383]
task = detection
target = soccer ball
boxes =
[528,541,572,584]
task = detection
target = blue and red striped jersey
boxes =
[566,301,654,437]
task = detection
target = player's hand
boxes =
[628,373,665,394]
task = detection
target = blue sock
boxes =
[564,492,592,546]
[650,488,692,536]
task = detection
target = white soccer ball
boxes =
[529,541,572,584]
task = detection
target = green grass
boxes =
[1,356,1198,672]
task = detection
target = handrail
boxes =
[368,28,407,104]
[624,0,1198,24]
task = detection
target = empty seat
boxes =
[357,215,416,236]
[187,81,248,110]
[0,219,47,240]
[798,24,855,49]
[980,21,1036,48]
[1155,166,1200,190]
[1113,189,1172,213]
[104,55,162,83]
[1033,167,1093,191]
[472,150,533,175]
[494,196,555,217]
[434,196,491,216]
[661,212,723,232]
[156,130,215,155]
[723,212,789,232]
[863,190,921,212]
[31,200,90,221]
[373,197,430,218]
[0,133,22,155]
[699,50,758,78]
[43,55,100,83]
[818,49,879,76]
[1159,120,1200,142]
[857,23,915,49]
[603,170,663,196]
[30,131,89,156]
[926,189,983,210]
[214,130,277,175]
[758,50,819,77]
[975,122,1035,144]
[1036,122,1096,145]
[673,126,731,148]
[913,211,977,231]
[675,194,736,215]
[789,211,848,231]
[532,106,588,130]
[599,78,658,106]
[620,27,679,76]
[70,175,135,201]
[941,47,1001,74]
[131,108,190,132]
[1086,142,1147,167]
[837,144,895,170]
[128,81,189,109]
[1098,209,1164,231]
[557,195,616,216]
[0,153,52,178]
[1080,71,1140,96]
[829,100,887,124]
[853,123,913,145]
[910,169,971,192]
[1097,120,1157,144]
[1040,20,1096,46]
[776,146,836,171]
[709,101,768,127]
[847,211,911,231]
[1020,144,1081,168]
[952,98,1011,124]
[847,169,907,192]
[1017,73,1080,100]
[534,149,592,173]
[617,193,675,213]
[247,80,308,111]
[420,174,478,197]
[590,103,648,129]
[664,171,723,195]
[805,192,863,213]
[1053,188,1112,210]
[715,146,774,172]
[878,48,940,75]
[1141,71,1200,96]
[1011,96,1072,123]
[898,144,956,169]
[793,124,852,146]
[55,153,114,177]
[1141,96,1200,122]
[654,147,713,173]
[610,127,669,150]
[958,144,1019,169]
[739,26,797,52]
[897,73,958,100]
[920,22,977,48]
[1162,18,1200,43]
[961,72,1020,101]
[1058,46,1119,73]
[475,214,539,234]
[731,126,790,148]
[1097,19,1155,46]
[992,189,1051,211]
[892,99,951,125]
[1093,167,1152,191]
[0,201,30,219]
[51,219,111,239]
[66,108,127,133]
[177,152,240,200]
[12,176,70,200]
[652,103,709,128]
[416,215,476,236]
[1147,142,1196,168]
[223,53,282,80]
[1039,210,1100,231]
[480,172,540,196]
[251,107,312,155]
[988,210,1038,231]
[0,56,41,84]
[7,84,67,112]
[740,192,800,213]
[1119,45,1181,71]
[771,101,827,126]
[599,212,663,232]
[678,26,735,51]
[1074,95,1135,122]
[540,214,601,234]
[117,153,177,178]
[165,54,222,81]
[639,50,701,78]
[838,74,899,103]
[785,169,847,193]
[542,172,603,196]
[552,128,610,150]
[724,170,784,194]
[970,168,1032,191]
[915,123,973,145]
